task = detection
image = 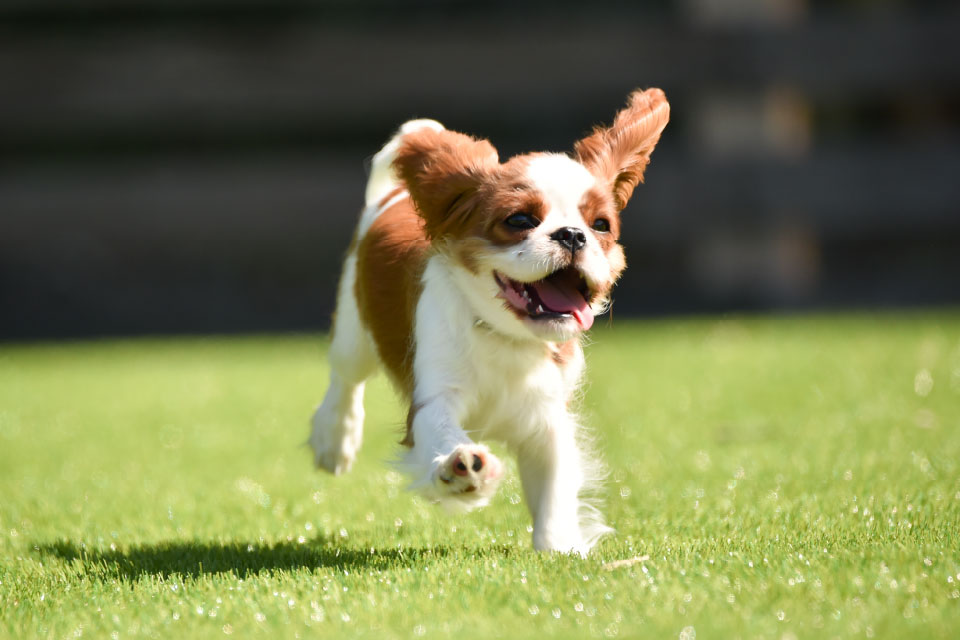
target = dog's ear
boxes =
[574,88,670,212]
[393,128,499,239]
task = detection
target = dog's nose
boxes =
[551,227,587,254]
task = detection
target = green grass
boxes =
[2,311,960,639]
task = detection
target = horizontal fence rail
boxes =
[1,2,958,338]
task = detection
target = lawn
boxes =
[1,311,959,639]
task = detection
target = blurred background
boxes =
[1,0,958,340]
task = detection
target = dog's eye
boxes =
[504,213,539,230]
[591,218,611,233]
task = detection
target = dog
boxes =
[309,88,669,554]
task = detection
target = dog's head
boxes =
[393,88,669,342]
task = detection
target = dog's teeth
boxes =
[536,305,544,313]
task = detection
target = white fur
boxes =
[396,254,609,551]
[310,122,613,554]
[525,154,596,227]
[525,154,615,303]
[309,253,378,474]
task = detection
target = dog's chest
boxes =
[462,327,582,441]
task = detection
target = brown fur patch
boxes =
[444,158,556,273]
[354,197,430,399]
[392,128,500,241]
[551,339,578,367]
[578,187,621,248]
[476,157,547,245]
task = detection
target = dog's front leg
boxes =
[404,396,504,511]
[402,259,505,511]
[518,412,607,555]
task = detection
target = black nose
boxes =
[550,227,587,254]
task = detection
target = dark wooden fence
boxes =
[2,1,959,338]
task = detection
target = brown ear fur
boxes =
[574,88,670,211]
[392,128,499,239]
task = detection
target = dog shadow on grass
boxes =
[35,537,496,581]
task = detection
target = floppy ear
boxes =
[574,88,670,211]
[392,127,499,239]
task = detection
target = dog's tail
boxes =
[364,119,445,208]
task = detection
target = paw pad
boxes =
[437,445,502,499]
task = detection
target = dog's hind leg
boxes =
[310,252,378,474]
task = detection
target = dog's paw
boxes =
[434,444,503,506]
[309,403,362,475]
[532,529,591,556]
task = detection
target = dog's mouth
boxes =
[494,267,595,331]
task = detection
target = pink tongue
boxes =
[532,280,595,330]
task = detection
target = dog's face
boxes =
[393,88,669,342]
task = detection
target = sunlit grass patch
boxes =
[2,311,959,638]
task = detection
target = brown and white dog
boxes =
[309,88,669,554]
